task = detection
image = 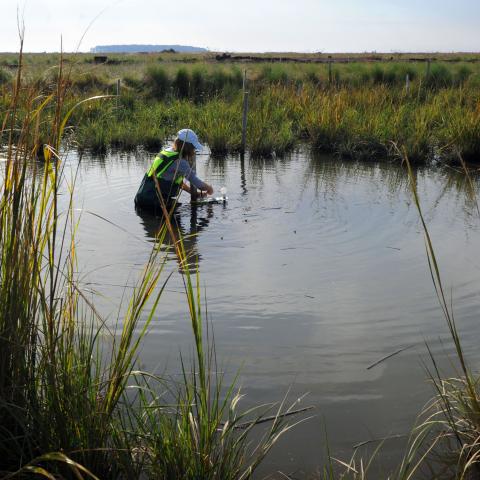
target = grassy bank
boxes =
[69,84,480,162]
[1,53,479,162]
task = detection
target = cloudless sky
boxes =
[1,0,479,53]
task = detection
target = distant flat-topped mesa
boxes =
[90,44,208,53]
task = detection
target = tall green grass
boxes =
[0,46,169,477]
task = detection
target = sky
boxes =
[1,0,480,53]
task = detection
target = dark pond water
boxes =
[65,149,480,477]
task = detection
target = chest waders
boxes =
[134,150,184,212]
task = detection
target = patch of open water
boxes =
[65,149,480,476]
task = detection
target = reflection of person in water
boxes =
[136,204,214,268]
[134,129,213,214]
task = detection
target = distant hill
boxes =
[90,44,208,53]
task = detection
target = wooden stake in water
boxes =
[405,73,410,92]
[241,70,249,154]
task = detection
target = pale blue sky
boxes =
[1,0,479,52]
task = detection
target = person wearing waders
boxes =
[135,129,213,214]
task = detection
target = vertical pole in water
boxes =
[241,69,249,155]
[405,73,410,92]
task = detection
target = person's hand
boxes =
[205,184,213,196]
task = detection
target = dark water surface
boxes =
[66,150,480,477]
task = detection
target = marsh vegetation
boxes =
[1,52,479,162]
[1,48,480,479]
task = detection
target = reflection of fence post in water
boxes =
[240,153,247,196]
[241,69,249,154]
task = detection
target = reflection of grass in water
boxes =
[303,152,480,221]
[303,153,410,200]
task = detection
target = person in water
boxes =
[135,129,213,213]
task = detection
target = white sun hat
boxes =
[177,128,203,151]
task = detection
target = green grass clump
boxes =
[194,97,243,154]
[304,68,321,86]
[454,65,473,86]
[173,67,190,98]
[71,71,110,93]
[371,65,395,85]
[206,67,243,97]
[76,116,166,153]
[425,63,453,89]
[248,88,296,156]
[259,64,290,84]
[145,65,171,99]
[435,93,480,161]
[123,72,144,90]
[191,66,207,100]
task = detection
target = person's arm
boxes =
[181,179,213,196]
[178,160,213,196]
